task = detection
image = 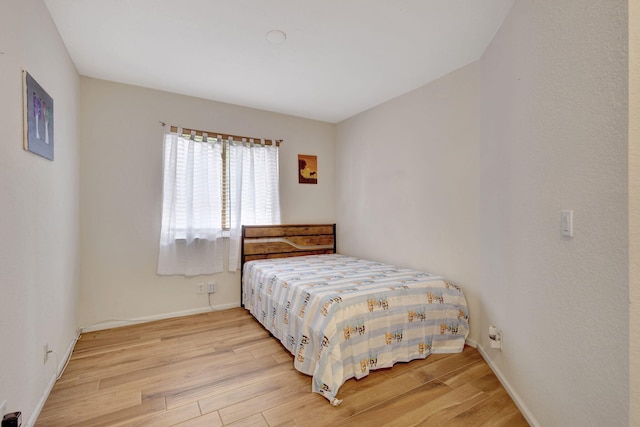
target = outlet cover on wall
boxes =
[0,400,7,417]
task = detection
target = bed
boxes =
[241,224,469,405]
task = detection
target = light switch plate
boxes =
[0,400,7,417]
[561,210,573,237]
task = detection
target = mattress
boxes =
[242,254,469,405]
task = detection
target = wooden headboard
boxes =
[240,223,336,306]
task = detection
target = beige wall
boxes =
[478,1,627,425]
[78,78,335,329]
[337,1,629,425]
[0,0,80,424]
[335,62,481,343]
[630,0,639,424]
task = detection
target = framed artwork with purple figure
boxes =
[23,71,54,160]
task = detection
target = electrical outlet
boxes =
[43,343,49,364]
[0,400,7,417]
[207,282,216,293]
[196,283,206,294]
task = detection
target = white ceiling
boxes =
[44,0,514,123]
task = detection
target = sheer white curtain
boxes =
[157,128,280,276]
[228,140,281,271]
[157,129,224,276]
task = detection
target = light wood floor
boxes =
[36,308,528,427]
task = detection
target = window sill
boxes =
[173,230,231,241]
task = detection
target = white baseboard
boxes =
[475,343,539,427]
[26,329,80,427]
[80,303,240,333]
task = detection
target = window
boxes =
[157,127,280,276]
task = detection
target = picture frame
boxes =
[23,70,54,161]
[298,154,317,184]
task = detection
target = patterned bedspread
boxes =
[242,254,469,405]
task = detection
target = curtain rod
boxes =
[160,122,281,146]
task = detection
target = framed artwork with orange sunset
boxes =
[298,154,317,184]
